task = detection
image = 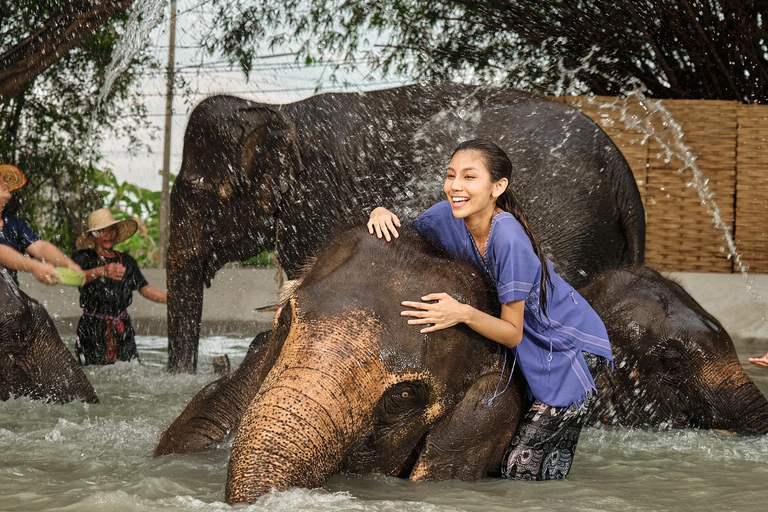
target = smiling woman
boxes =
[367,139,613,481]
[71,208,168,366]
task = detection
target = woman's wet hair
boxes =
[451,139,552,316]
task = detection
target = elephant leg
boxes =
[409,371,521,481]
[154,330,279,456]
[166,257,204,373]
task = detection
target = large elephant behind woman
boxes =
[168,83,645,372]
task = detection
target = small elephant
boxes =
[0,272,98,404]
[580,266,768,433]
[157,227,524,504]
[167,82,646,372]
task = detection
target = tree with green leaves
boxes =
[206,0,768,103]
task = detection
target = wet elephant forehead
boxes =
[273,307,391,380]
[278,305,435,381]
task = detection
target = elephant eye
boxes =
[392,384,417,402]
[382,381,429,416]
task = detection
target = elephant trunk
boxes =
[225,317,388,504]
[706,362,768,434]
[166,248,204,373]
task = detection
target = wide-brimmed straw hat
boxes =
[0,164,28,192]
[76,208,138,250]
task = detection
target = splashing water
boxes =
[591,88,765,311]
[1,336,766,511]
[84,0,166,156]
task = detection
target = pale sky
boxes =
[101,0,410,191]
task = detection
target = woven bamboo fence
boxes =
[551,95,768,274]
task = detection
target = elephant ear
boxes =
[409,370,522,481]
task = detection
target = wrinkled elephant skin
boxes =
[167,83,645,372]
[580,267,768,434]
[0,274,98,404]
[157,228,522,504]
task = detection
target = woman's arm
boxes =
[0,244,58,284]
[139,284,168,304]
[81,265,106,285]
[26,240,83,272]
[748,352,768,368]
[366,206,401,242]
[401,293,525,348]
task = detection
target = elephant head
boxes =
[225,228,522,503]
[0,272,98,403]
[580,266,768,434]
[159,227,522,503]
[167,95,303,372]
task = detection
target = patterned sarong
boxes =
[501,352,605,480]
[83,310,127,363]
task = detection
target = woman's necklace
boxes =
[95,247,122,267]
[469,208,503,260]
[96,248,115,259]
[473,235,488,260]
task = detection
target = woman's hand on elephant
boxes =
[401,293,469,333]
[367,207,401,242]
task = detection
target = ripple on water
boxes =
[3,336,768,512]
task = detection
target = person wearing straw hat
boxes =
[0,164,83,285]
[72,208,167,365]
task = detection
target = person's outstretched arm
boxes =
[25,240,82,272]
[139,284,168,304]
[748,352,768,368]
[0,244,58,284]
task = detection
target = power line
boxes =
[133,79,408,99]
[118,83,409,118]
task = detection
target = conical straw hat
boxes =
[0,164,27,192]
[75,208,138,250]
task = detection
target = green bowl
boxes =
[56,268,84,286]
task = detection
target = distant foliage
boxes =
[206,0,768,103]
[105,171,173,268]
[240,251,276,268]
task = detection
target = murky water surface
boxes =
[2,336,767,512]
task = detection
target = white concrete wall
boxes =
[18,267,282,338]
[18,269,768,356]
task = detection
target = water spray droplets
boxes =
[83,0,166,164]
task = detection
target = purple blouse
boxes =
[412,201,613,408]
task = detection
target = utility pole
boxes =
[159,0,177,268]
